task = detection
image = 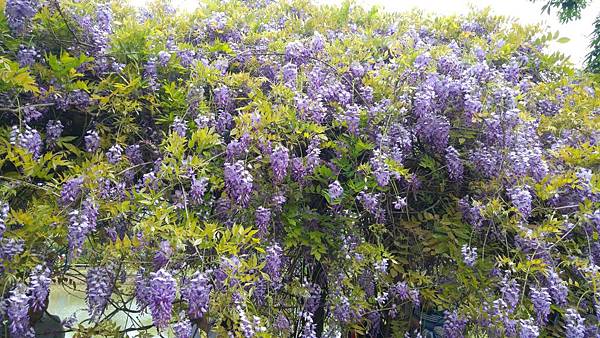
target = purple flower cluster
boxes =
[6,285,34,337]
[28,264,51,312]
[565,308,585,338]
[370,150,391,187]
[60,177,84,205]
[153,241,172,269]
[86,266,114,321]
[224,161,253,207]
[67,198,98,257]
[106,144,123,164]
[546,269,568,305]
[0,202,9,239]
[510,186,532,219]
[173,317,192,338]
[0,237,24,260]
[461,244,477,267]
[255,206,271,235]
[149,269,177,329]
[415,113,450,152]
[328,180,343,201]
[181,271,211,319]
[5,0,39,34]
[17,45,39,67]
[264,243,283,287]
[519,318,540,338]
[357,191,384,220]
[172,117,187,137]
[529,286,552,325]
[45,120,63,146]
[271,145,290,183]
[190,176,208,204]
[446,146,464,181]
[85,130,100,152]
[500,275,520,309]
[134,268,150,309]
[10,125,43,158]
[443,310,467,338]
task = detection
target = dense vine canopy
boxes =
[0,0,599,337]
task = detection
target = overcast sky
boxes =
[130,0,600,68]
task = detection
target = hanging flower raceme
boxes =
[224,160,254,207]
[5,0,39,34]
[86,266,114,321]
[181,271,211,319]
[0,202,9,239]
[271,145,290,183]
[7,285,34,338]
[149,269,177,329]
[28,264,51,312]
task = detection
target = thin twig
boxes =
[51,0,94,48]
[0,103,56,113]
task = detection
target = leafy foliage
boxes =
[0,0,599,337]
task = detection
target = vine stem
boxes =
[50,0,94,49]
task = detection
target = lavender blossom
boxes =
[17,45,39,67]
[106,144,123,164]
[264,244,283,287]
[67,198,98,257]
[125,144,143,164]
[85,130,100,152]
[357,191,384,220]
[224,161,254,207]
[153,241,172,270]
[565,308,586,338]
[519,318,539,338]
[190,176,208,205]
[415,113,450,152]
[10,125,43,158]
[500,275,520,309]
[135,268,151,309]
[282,62,298,87]
[149,269,177,329]
[5,0,39,34]
[370,150,390,187]
[0,202,9,239]
[255,206,271,235]
[45,120,64,146]
[86,266,114,321]
[443,310,467,338]
[546,269,568,305]
[510,186,532,219]
[274,312,290,330]
[60,177,84,205]
[7,285,34,337]
[28,264,51,312]
[328,180,343,201]
[22,105,41,122]
[181,271,211,319]
[461,244,477,267]
[446,146,464,181]
[0,238,24,260]
[173,317,193,338]
[529,286,551,325]
[344,104,361,135]
[158,51,171,66]
[271,145,290,183]
[393,196,407,209]
[172,117,187,137]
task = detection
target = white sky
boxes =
[129,0,600,68]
